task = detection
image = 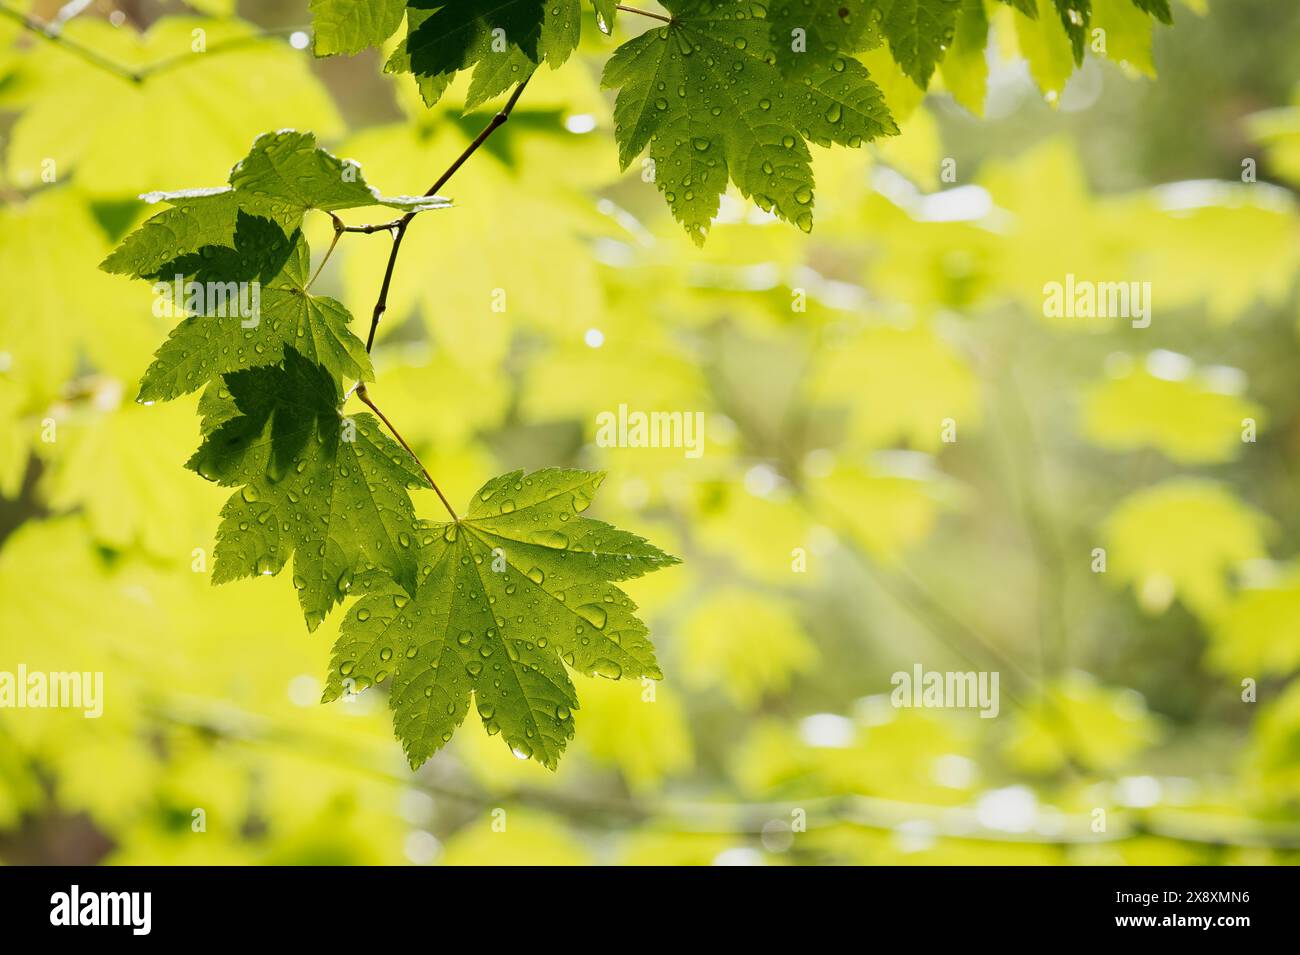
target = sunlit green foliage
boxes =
[97,105,679,768]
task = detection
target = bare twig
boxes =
[348,77,536,522]
[363,73,533,352]
[341,219,404,235]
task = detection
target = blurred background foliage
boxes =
[2,0,1300,865]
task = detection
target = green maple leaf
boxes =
[1050,0,1090,64]
[385,7,456,107]
[874,0,962,87]
[998,0,1168,29]
[394,0,585,109]
[322,468,680,769]
[100,189,245,282]
[310,0,408,56]
[768,0,883,58]
[137,213,373,403]
[602,0,896,244]
[188,349,430,631]
[591,0,618,33]
[767,1,894,143]
[995,0,1039,17]
[997,0,1169,68]
[102,130,449,279]
[1130,0,1172,24]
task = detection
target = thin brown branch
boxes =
[343,77,533,524]
[154,698,1300,850]
[341,219,404,235]
[352,76,535,521]
[363,73,534,352]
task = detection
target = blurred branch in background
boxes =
[0,1,309,81]
[152,698,1300,850]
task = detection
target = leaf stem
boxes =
[0,3,142,83]
[616,4,673,23]
[354,383,459,521]
[306,215,345,290]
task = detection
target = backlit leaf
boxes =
[322,468,679,768]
